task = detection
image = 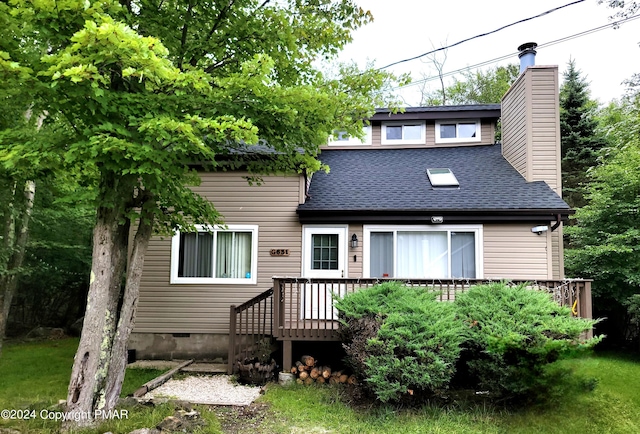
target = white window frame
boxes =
[328,126,372,146]
[170,224,258,284]
[381,121,426,145]
[435,119,482,144]
[362,224,483,279]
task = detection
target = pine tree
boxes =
[560,59,605,209]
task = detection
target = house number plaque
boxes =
[270,249,290,256]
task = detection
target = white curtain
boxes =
[397,231,448,278]
[451,232,476,278]
[179,232,213,277]
[370,232,394,277]
[216,231,252,279]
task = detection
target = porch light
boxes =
[351,234,358,248]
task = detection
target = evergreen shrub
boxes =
[454,282,601,402]
[335,281,467,402]
[336,281,601,405]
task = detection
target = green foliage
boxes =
[455,283,601,402]
[565,98,640,315]
[422,64,519,106]
[559,59,605,208]
[3,339,640,433]
[335,282,468,402]
[337,282,601,404]
[9,176,93,332]
[1,0,402,236]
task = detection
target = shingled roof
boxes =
[297,144,571,224]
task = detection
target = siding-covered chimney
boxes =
[518,42,537,73]
[501,52,563,279]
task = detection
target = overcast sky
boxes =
[337,0,640,105]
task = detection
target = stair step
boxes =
[180,363,227,374]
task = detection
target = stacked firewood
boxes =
[289,355,356,385]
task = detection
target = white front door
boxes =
[301,226,348,319]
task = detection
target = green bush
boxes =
[454,282,602,402]
[335,282,467,402]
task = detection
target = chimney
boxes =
[517,42,537,73]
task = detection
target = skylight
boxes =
[427,168,459,187]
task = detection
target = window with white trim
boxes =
[364,225,482,279]
[329,126,372,146]
[381,121,426,145]
[170,225,258,284]
[435,120,481,143]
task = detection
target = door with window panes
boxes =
[302,226,348,319]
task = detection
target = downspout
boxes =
[550,214,562,232]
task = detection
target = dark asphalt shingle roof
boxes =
[375,104,501,114]
[298,145,570,213]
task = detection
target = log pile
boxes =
[289,355,356,386]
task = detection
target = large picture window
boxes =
[364,225,482,279]
[170,225,258,284]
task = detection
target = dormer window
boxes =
[329,125,372,146]
[435,120,481,144]
[381,121,426,145]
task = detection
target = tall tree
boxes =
[9,174,93,334]
[564,97,640,345]
[1,0,400,427]
[559,59,605,209]
[0,1,44,354]
[421,64,519,106]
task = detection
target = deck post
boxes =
[283,339,292,372]
[580,281,593,339]
[273,278,281,335]
[227,305,237,374]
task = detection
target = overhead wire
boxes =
[377,0,587,71]
[395,13,640,90]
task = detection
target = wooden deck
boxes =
[228,277,593,373]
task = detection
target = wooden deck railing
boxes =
[227,287,273,374]
[272,277,593,342]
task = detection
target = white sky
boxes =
[337,0,640,105]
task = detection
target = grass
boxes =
[1,339,639,433]
[0,338,221,433]
[257,353,640,434]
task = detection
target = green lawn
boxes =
[0,338,638,433]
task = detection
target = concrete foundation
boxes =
[129,332,230,360]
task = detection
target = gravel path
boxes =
[143,375,262,406]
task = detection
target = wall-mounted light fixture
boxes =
[351,233,358,248]
[531,225,549,235]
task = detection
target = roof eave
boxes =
[297,208,573,224]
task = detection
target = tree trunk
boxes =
[104,206,154,410]
[64,205,130,428]
[0,180,36,357]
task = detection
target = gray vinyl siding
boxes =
[134,172,304,334]
[502,66,561,194]
[347,224,363,278]
[530,68,561,194]
[483,224,552,279]
[501,71,529,178]
[500,66,564,277]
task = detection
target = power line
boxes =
[378,0,586,71]
[397,13,640,90]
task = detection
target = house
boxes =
[130,47,591,367]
